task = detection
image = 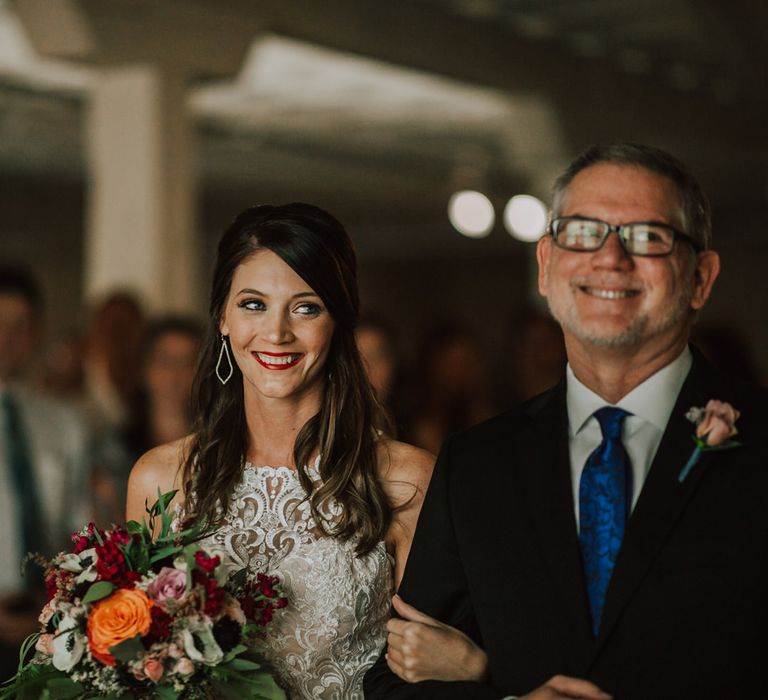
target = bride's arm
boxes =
[379,440,434,590]
[125,438,189,526]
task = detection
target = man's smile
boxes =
[579,286,640,300]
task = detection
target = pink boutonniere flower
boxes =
[678,399,742,482]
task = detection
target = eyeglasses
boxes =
[549,216,701,257]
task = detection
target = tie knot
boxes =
[594,406,630,440]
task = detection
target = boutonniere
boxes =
[678,399,742,482]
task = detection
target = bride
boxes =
[126,203,437,698]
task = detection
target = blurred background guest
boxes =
[0,266,90,679]
[40,328,87,401]
[498,310,567,405]
[356,314,400,422]
[401,324,493,454]
[124,316,203,457]
[83,291,146,435]
[91,315,203,525]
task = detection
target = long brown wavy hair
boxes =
[182,203,391,555]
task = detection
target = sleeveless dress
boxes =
[199,460,393,699]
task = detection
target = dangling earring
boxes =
[216,334,234,385]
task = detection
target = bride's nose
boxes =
[261,310,295,344]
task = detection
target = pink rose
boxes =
[144,658,164,682]
[696,400,740,446]
[36,633,54,655]
[147,567,187,602]
[175,657,195,676]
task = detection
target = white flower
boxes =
[52,614,86,672]
[181,618,224,666]
[59,548,98,584]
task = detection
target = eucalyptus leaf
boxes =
[130,541,151,572]
[224,658,262,672]
[153,686,179,700]
[108,635,144,663]
[221,643,248,663]
[150,489,178,517]
[126,520,143,534]
[45,677,84,699]
[245,672,288,700]
[149,545,181,563]
[82,581,115,605]
[209,679,253,700]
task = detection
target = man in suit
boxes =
[364,143,768,699]
[0,267,91,681]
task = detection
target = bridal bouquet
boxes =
[0,492,287,700]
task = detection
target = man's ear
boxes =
[690,250,720,311]
[536,236,551,298]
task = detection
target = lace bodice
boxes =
[200,461,393,699]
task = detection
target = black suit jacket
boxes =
[365,351,768,699]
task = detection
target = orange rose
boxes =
[87,589,153,666]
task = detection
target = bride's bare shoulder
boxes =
[126,436,193,521]
[376,439,434,510]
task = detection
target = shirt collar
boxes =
[567,346,692,436]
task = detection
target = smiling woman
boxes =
[219,248,335,405]
[125,203,436,699]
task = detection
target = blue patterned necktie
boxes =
[2,393,45,584]
[579,406,632,637]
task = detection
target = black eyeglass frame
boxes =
[548,216,702,257]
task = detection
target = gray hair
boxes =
[551,143,712,250]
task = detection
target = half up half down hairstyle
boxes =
[182,203,391,555]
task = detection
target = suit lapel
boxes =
[592,353,717,658]
[517,382,594,659]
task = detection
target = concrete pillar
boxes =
[14,0,259,314]
[84,64,200,313]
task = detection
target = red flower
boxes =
[259,605,274,626]
[45,573,58,600]
[194,551,220,573]
[146,607,173,644]
[95,538,139,588]
[192,570,225,617]
[257,573,279,598]
[110,526,130,546]
[72,535,91,554]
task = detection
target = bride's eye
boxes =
[238,298,265,311]
[295,302,322,316]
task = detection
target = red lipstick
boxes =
[252,351,304,370]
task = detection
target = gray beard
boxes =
[547,286,694,349]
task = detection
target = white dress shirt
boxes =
[567,347,692,529]
[0,384,91,594]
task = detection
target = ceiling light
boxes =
[448,190,494,238]
[504,194,547,241]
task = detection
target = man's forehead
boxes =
[561,162,683,221]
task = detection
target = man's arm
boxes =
[364,437,502,699]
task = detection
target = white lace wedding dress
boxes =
[200,460,393,699]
